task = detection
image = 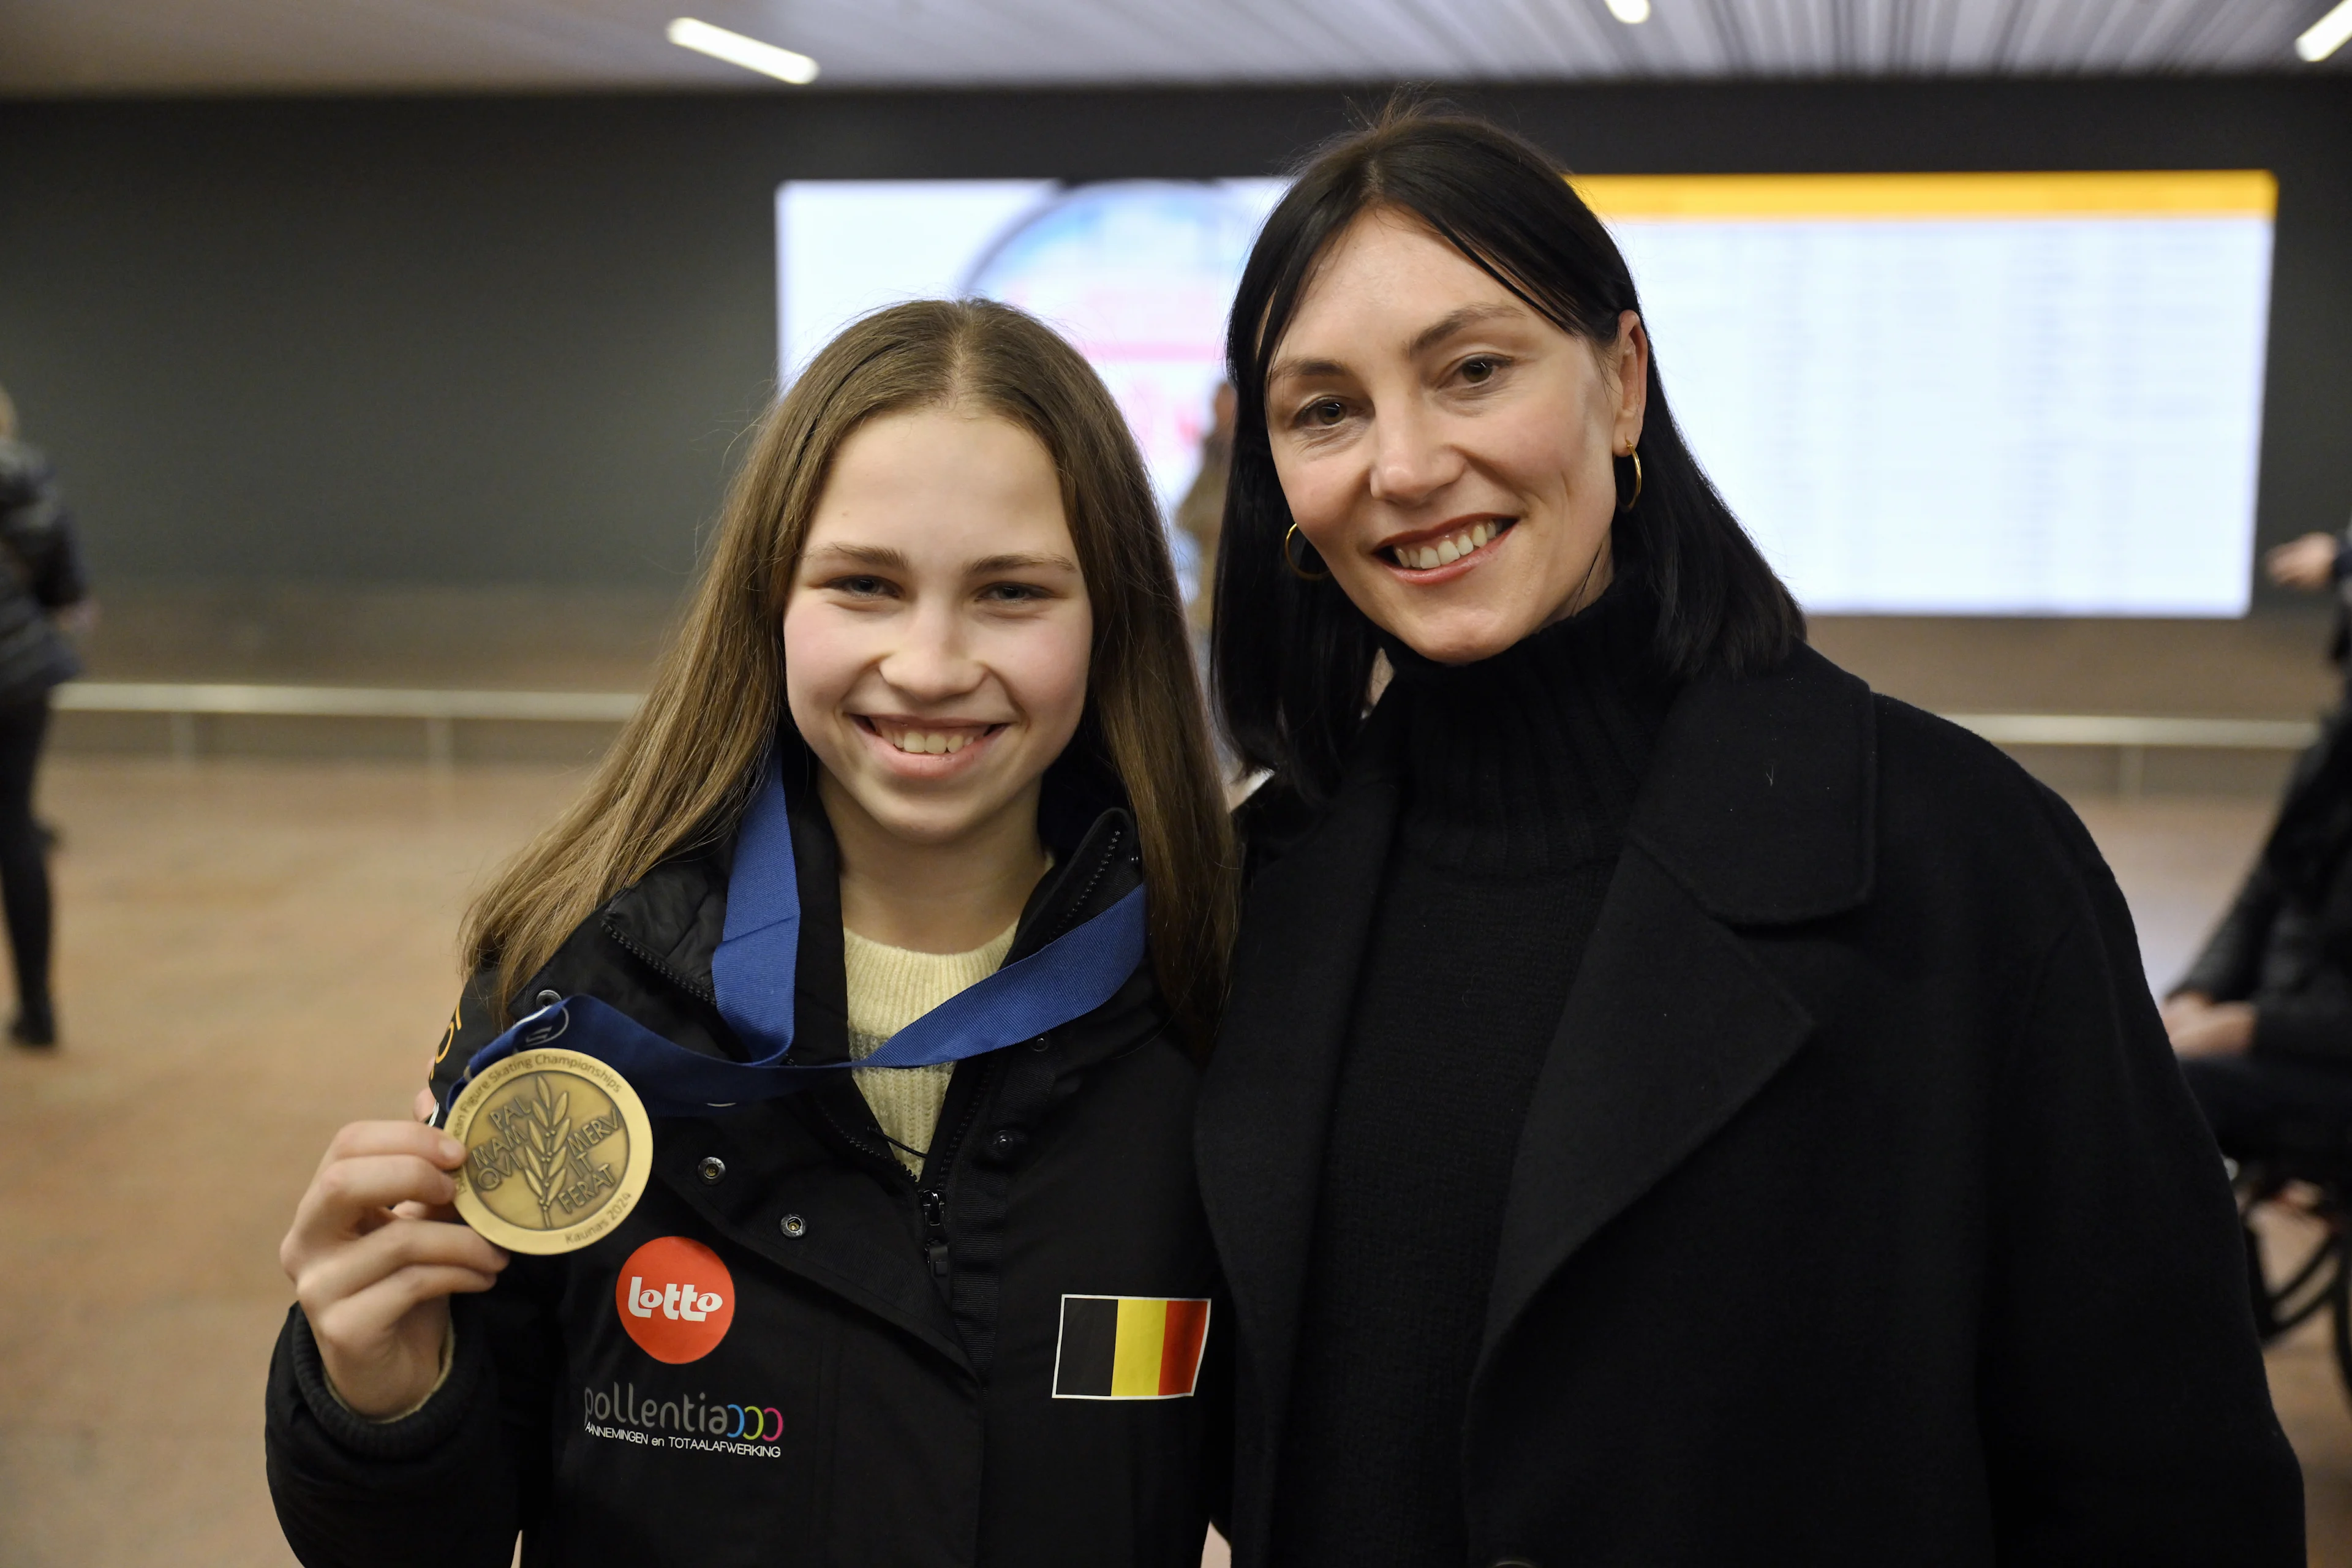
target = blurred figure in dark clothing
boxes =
[0,383,91,1047]
[2169,514,2352,1152]
[2170,707,2352,1167]
[2264,517,2352,699]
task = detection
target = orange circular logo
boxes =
[614,1237,736,1363]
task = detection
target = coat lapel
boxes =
[1196,703,1406,1463]
[1482,646,1877,1362]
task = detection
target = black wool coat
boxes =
[1197,645,2302,1567]
[266,782,1226,1568]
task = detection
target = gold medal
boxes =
[447,1047,652,1256]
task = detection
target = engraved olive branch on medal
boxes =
[514,1076,574,1229]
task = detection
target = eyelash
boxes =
[821,576,1049,605]
[1287,354,1513,431]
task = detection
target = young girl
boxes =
[266,300,1235,1567]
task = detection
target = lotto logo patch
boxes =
[615,1237,736,1363]
[1051,1295,1210,1400]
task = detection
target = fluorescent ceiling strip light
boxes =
[2298,0,2352,59]
[666,18,820,83]
[1606,0,1651,20]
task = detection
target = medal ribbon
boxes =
[450,753,1149,1120]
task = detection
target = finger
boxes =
[390,1199,464,1223]
[297,1213,508,1310]
[413,1087,438,1124]
[309,1265,502,1357]
[317,1120,467,1176]
[290,1154,466,1255]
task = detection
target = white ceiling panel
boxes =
[1,0,2343,94]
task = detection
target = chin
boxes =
[1382,608,1538,668]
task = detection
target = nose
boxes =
[877,598,984,703]
[1365,399,1463,509]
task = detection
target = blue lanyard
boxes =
[450,754,1149,1120]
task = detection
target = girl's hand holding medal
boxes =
[277,1102,509,1419]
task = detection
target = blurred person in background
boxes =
[2166,712,2352,1166]
[1174,382,1235,642]
[0,382,90,1049]
[2168,516,2352,1186]
[2263,515,2352,697]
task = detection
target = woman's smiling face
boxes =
[1265,206,1648,666]
[783,405,1093,850]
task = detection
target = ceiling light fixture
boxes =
[2297,0,2352,59]
[1606,0,1651,20]
[666,18,820,83]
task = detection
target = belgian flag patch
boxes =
[1052,1295,1211,1400]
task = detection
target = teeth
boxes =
[1396,523,1500,570]
[884,728,976,755]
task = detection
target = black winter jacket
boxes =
[266,778,1226,1567]
[1200,645,2301,1567]
[2177,709,2352,1063]
[0,439,86,703]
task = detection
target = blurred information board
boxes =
[778,170,2274,617]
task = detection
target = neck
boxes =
[819,771,1050,954]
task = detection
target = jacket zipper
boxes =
[914,826,1119,1278]
[916,1065,992,1281]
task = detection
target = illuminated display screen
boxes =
[778,170,2275,617]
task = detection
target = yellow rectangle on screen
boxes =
[1571,170,2277,224]
[1109,1297,1169,1397]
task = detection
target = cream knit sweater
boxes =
[844,920,1019,1175]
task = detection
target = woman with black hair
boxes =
[1195,107,2301,1566]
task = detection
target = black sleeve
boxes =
[264,1276,559,1568]
[265,981,559,1567]
[2251,995,2352,1063]
[29,511,87,610]
[0,447,86,609]
[2173,859,2281,1002]
[1194,1283,1236,1541]
[1976,796,2303,1563]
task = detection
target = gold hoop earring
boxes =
[1282,522,1330,582]
[1616,447,1644,514]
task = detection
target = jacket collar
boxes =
[1626,644,1877,927]
[598,778,1150,1065]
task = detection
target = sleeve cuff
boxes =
[320,1316,457,1424]
[288,1301,488,1461]
[2251,1001,2352,1064]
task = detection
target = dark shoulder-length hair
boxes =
[1212,104,1805,802]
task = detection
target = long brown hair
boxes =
[463,299,1236,1052]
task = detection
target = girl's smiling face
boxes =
[783,404,1093,850]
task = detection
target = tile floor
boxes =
[0,759,2340,1564]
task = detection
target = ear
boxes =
[1613,309,1650,451]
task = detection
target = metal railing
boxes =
[1941,712,2321,797]
[50,683,2330,786]
[55,682,644,765]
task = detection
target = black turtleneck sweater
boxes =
[1270,585,1675,1567]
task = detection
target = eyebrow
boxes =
[969,552,1079,575]
[803,543,1078,576]
[1267,302,1528,386]
[802,543,910,570]
[1406,302,1525,358]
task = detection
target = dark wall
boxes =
[1,79,2348,592]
